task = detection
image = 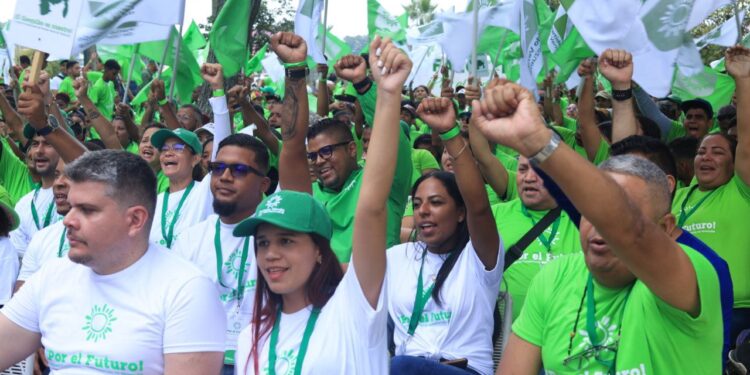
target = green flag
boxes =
[139,27,202,104]
[184,20,207,52]
[246,43,268,74]
[99,44,146,86]
[545,1,594,84]
[367,0,407,42]
[317,25,351,68]
[209,0,250,76]
[672,66,735,113]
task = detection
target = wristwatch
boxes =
[36,115,59,137]
[285,67,308,80]
[529,131,561,167]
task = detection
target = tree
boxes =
[403,0,437,26]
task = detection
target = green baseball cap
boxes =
[0,186,20,231]
[233,190,332,240]
[150,128,203,155]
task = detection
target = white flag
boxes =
[517,0,545,94]
[696,11,744,48]
[295,0,325,64]
[407,21,448,46]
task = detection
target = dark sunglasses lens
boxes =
[231,164,251,176]
[319,145,334,159]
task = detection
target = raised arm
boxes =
[316,64,330,117]
[201,63,230,161]
[726,46,750,186]
[270,32,311,193]
[116,103,141,144]
[577,59,603,161]
[475,81,700,316]
[0,85,27,145]
[140,94,158,127]
[353,37,410,308]
[419,97,499,268]
[632,86,673,141]
[76,77,122,150]
[599,49,638,143]
[152,80,180,130]
[230,85,281,156]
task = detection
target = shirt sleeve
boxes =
[209,96,231,162]
[17,233,42,281]
[0,139,32,204]
[632,86,674,142]
[163,276,226,354]
[511,262,550,347]
[731,174,750,200]
[1,266,41,333]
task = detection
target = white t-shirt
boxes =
[50,74,64,91]
[172,214,258,358]
[387,240,504,375]
[18,221,69,281]
[10,187,63,257]
[1,245,226,374]
[235,263,388,375]
[149,176,213,248]
[0,237,19,305]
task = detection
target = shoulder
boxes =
[144,245,210,284]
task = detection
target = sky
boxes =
[0,0,469,38]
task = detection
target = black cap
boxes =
[681,98,713,119]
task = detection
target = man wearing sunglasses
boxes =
[171,133,270,375]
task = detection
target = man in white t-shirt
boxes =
[0,150,226,374]
[15,158,70,291]
[172,133,270,374]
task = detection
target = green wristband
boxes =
[158,98,168,106]
[439,126,461,141]
[212,89,225,97]
[283,61,307,69]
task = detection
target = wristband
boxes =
[158,98,168,106]
[353,77,372,94]
[286,67,308,80]
[439,126,461,141]
[283,61,307,69]
[212,89,225,97]
[611,88,632,101]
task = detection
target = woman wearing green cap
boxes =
[0,185,20,307]
[233,34,409,374]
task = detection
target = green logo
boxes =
[224,249,248,280]
[641,0,695,51]
[82,304,117,342]
[40,0,69,17]
[264,349,297,375]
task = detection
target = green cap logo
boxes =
[82,304,117,342]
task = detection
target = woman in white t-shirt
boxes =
[233,33,411,375]
[388,97,503,375]
[0,186,20,306]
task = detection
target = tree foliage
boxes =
[403,0,437,26]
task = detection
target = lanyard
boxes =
[268,307,321,375]
[677,185,716,227]
[407,252,435,336]
[521,205,560,252]
[213,218,250,305]
[160,181,194,248]
[585,274,632,374]
[57,227,68,257]
[30,187,55,230]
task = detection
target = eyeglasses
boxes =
[563,344,618,371]
[160,142,188,153]
[306,141,350,162]
[208,162,265,177]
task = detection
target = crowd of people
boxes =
[0,28,746,375]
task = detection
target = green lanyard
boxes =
[677,185,717,227]
[160,181,194,248]
[407,252,435,336]
[268,307,321,375]
[57,227,68,257]
[585,274,632,374]
[521,205,561,252]
[213,218,250,304]
[30,187,55,230]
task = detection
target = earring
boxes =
[317,255,323,264]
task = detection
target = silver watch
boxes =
[528,131,561,167]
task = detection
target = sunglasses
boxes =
[160,142,188,153]
[208,162,265,177]
[307,141,350,162]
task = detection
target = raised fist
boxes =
[269,32,307,64]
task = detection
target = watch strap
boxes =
[529,131,561,167]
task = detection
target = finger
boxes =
[380,43,396,75]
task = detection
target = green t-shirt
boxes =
[672,175,750,307]
[667,120,687,141]
[492,199,582,320]
[494,147,519,172]
[410,148,440,186]
[89,78,116,120]
[313,83,412,262]
[156,170,170,194]
[408,121,431,144]
[514,251,723,374]
[57,76,77,102]
[125,141,139,155]
[555,126,610,165]
[0,138,33,204]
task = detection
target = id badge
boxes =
[225,301,252,364]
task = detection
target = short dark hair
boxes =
[19,56,30,65]
[65,60,80,70]
[180,104,203,118]
[217,134,271,174]
[59,59,69,68]
[636,115,662,140]
[610,135,677,179]
[103,59,121,71]
[65,150,157,228]
[668,136,699,161]
[413,134,432,149]
[306,118,354,143]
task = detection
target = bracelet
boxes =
[286,67,308,80]
[611,88,632,101]
[283,61,307,69]
[353,77,372,94]
[212,89,225,97]
[447,140,469,161]
[439,126,461,141]
[158,98,168,106]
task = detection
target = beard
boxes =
[213,198,237,217]
[68,252,93,266]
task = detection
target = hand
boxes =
[334,54,367,84]
[17,82,48,129]
[417,97,456,133]
[201,63,224,90]
[726,46,750,81]
[116,103,133,120]
[74,76,89,100]
[227,85,250,109]
[465,76,482,101]
[369,37,412,95]
[472,81,550,157]
[440,85,454,99]
[269,32,307,64]
[577,58,596,77]
[316,63,329,75]
[151,79,166,102]
[598,49,633,90]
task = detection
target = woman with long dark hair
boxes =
[233,33,412,374]
[388,97,503,375]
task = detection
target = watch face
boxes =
[47,115,59,129]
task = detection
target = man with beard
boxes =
[171,134,270,374]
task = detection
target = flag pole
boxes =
[322,0,330,59]
[735,0,743,44]
[408,45,432,88]
[122,45,139,105]
[156,28,173,80]
[470,0,480,78]
[169,21,186,101]
[489,31,508,79]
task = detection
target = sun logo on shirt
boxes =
[82,304,117,342]
[576,315,619,350]
[224,249,248,280]
[263,349,297,375]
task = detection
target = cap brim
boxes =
[233,215,296,238]
[150,129,178,149]
[0,202,20,231]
